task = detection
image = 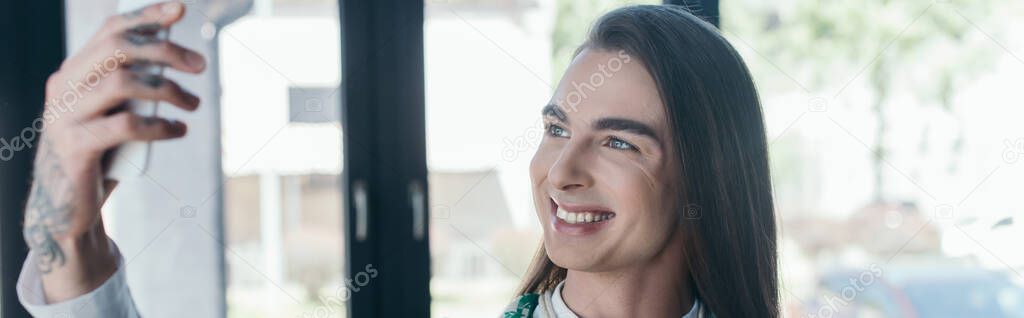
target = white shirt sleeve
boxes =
[16,239,140,318]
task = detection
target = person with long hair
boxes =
[502,5,778,318]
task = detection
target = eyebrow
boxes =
[594,117,661,144]
[541,104,567,122]
[541,104,661,144]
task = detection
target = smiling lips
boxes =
[550,198,616,234]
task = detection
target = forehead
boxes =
[549,48,665,125]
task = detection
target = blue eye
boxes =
[607,137,637,151]
[546,123,569,138]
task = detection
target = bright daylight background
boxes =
[215,0,1024,317]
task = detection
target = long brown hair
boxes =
[517,5,779,317]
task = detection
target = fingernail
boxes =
[185,51,206,70]
[188,93,201,108]
[170,120,187,135]
[163,2,183,15]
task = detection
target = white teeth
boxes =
[555,206,613,224]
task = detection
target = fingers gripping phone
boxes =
[105,0,171,180]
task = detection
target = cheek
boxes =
[612,188,677,262]
[607,159,678,249]
[613,170,674,225]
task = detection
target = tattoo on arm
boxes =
[23,137,75,274]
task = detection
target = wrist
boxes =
[39,226,118,303]
[53,223,109,255]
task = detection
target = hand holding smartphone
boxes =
[25,0,202,304]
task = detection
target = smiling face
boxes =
[530,48,682,272]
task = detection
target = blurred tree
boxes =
[550,0,660,81]
[724,0,1000,202]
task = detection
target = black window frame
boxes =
[339,0,430,316]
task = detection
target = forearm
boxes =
[22,135,116,302]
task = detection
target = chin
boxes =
[543,238,612,272]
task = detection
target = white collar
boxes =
[549,280,701,318]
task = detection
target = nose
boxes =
[547,141,594,192]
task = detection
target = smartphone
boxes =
[106,1,170,180]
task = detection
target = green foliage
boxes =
[723,0,1005,199]
[550,0,660,81]
[723,0,999,99]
